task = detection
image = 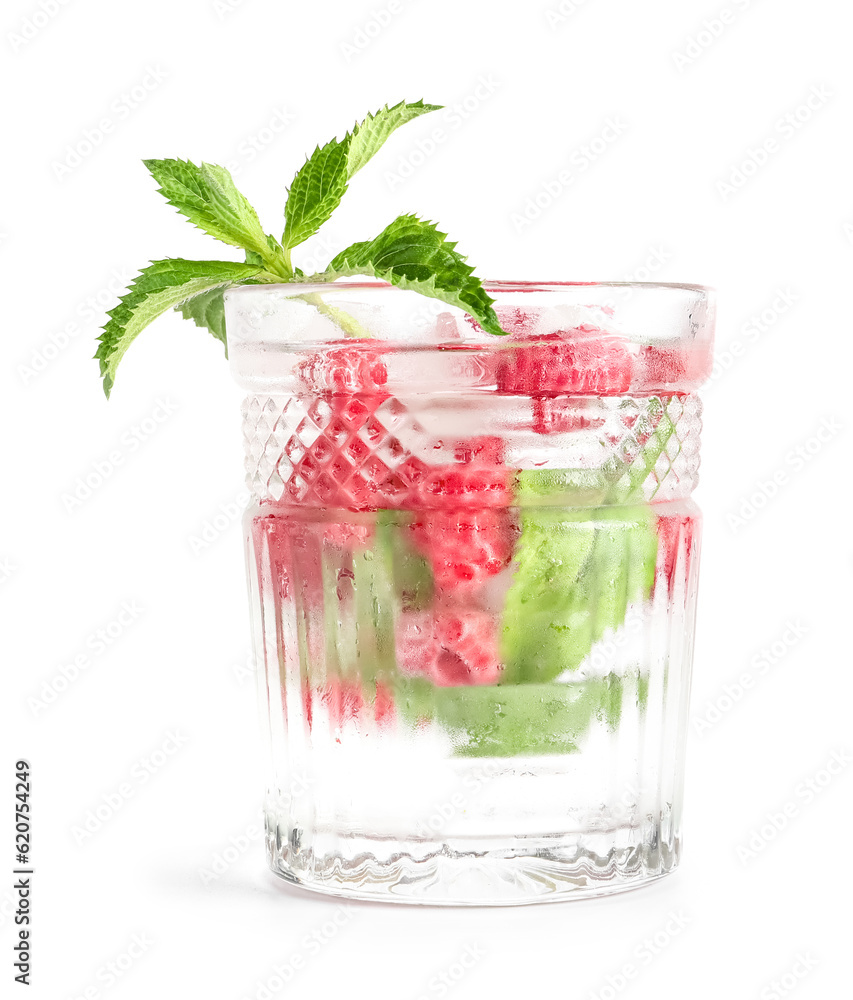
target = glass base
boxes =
[266,829,680,906]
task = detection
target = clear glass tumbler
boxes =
[226,281,715,905]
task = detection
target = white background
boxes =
[3,0,852,997]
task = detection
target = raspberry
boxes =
[418,464,511,508]
[252,508,370,609]
[415,435,512,509]
[283,340,413,510]
[322,522,372,548]
[640,344,711,392]
[409,509,514,595]
[452,434,505,465]
[305,679,395,732]
[319,680,365,725]
[252,510,301,602]
[396,610,502,686]
[295,340,390,396]
[655,511,696,594]
[406,436,515,597]
[497,327,634,398]
[530,398,603,436]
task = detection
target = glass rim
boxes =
[225,279,714,297]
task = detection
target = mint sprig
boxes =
[281,101,441,254]
[96,259,263,396]
[346,100,442,175]
[143,159,287,275]
[175,285,230,350]
[327,214,504,336]
[281,136,350,253]
[98,100,502,397]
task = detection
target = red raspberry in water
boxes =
[640,344,711,393]
[655,511,696,595]
[252,507,371,613]
[323,522,373,548]
[416,436,512,508]
[497,326,634,398]
[409,509,514,595]
[406,436,515,597]
[530,398,603,436]
[319,680,365,726]
[396,610,502,686]
[252,505,293,602]
[284,340,410,510]
[418,463,511,508]
[295,340,390,397]
[305,679,395,733]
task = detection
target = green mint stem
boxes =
[301,293,373,339]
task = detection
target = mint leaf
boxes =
[103,102,501,397]
[500,505,658,684]
[282,137,350,250]
[143,159,280,266]
[282,101,442,252]
[327,214,505,335]
[396,677,624,757]
[347,100,442,176]
[500,405,677,682]
[96,259,262,397]
[175,287,227,349]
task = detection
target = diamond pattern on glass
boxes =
[242,393,702,504]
